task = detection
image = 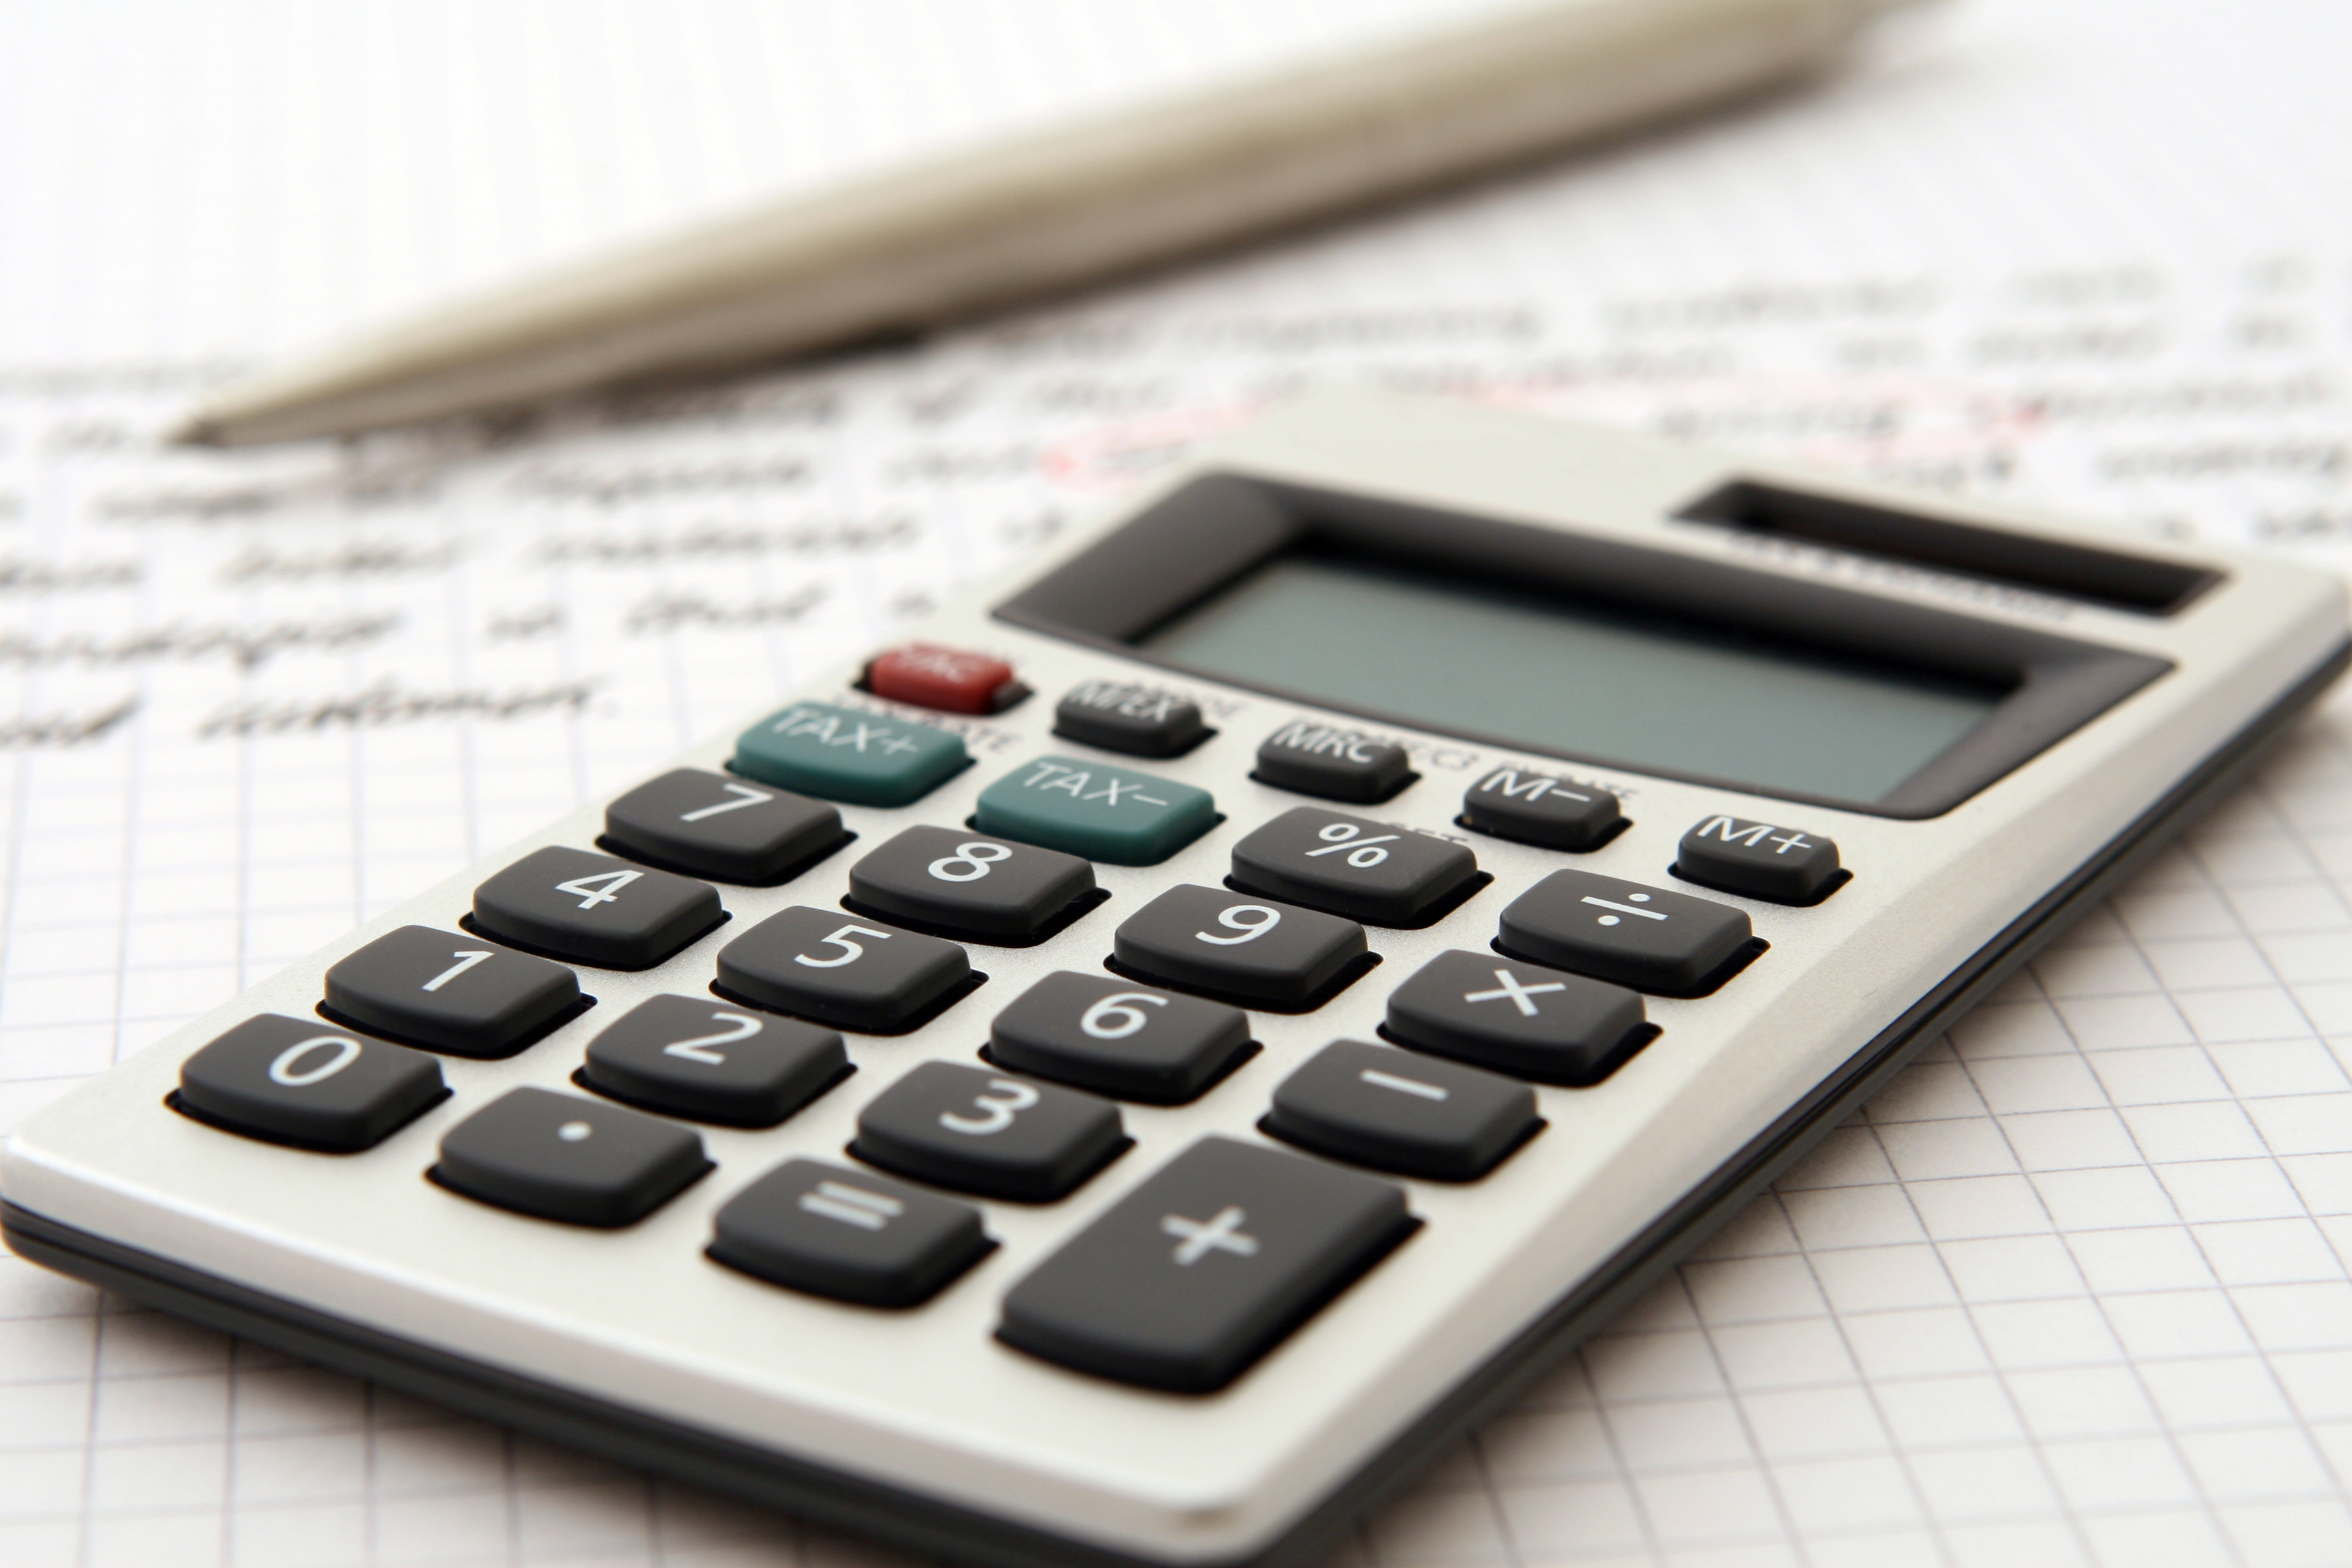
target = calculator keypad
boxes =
[996,1135,1414,1393]
[579,995,850,1126]
[432,1087,712,1227]
[1497,869,1757,996]
[845,826,1097,943]
[471,846,724,971]
[1112,885,1369,1008]
[709,1158,995,1307]
[715,907,974,1034]
[732,701,969,806]
[1384,950,1651,1085]
[849,1061,1128,1202]
[1262,1040,1539,1182]
[601,768,846,885]
[175,1014,448,1151]
[987,971,1253,1104]
[1228,806,1479,925]
[324,926,584,1058]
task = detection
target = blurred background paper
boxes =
[1,2,2351,1565]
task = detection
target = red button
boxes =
[865,644,1024,715]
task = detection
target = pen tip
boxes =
[167,415,225,448]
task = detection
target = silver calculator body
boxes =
[6,389,2347,1567]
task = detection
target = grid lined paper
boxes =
[1,1,2350,1564]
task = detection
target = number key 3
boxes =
[850,1061,1127,1202]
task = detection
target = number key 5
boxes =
[715,906,975,1035]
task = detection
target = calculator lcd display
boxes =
[1144,552,2007,804]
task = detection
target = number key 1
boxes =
[579,995,850,1126]
[324,926,583,1058]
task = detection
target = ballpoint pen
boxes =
[178,0,1924,447]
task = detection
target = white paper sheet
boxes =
[1,2,2349,1564]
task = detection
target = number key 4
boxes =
[472,846,725,970]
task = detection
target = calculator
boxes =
[6,388,2347,1568]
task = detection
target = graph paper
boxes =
[1,1,2350,1563]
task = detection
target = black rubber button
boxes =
[709,1158,994,1308]
[1229,806,1477,925]
[850,1061,1126,1203]
[580,994,849,1126]
[988,971,1252,1104]
[601,768,845,885]
[846,826,1097,943]
[1253,720,1411,803]
[1497,869,1755,997]
[1674,814,1845,903]
[175,1014,447,1151]
[1112,885,1366,1008]
[1262,1040,1538,1182]
[1459,767,1625,850]
[997,1135,1414,1393]
[1053,680,1210,758]
[715,907,973,1034]
[431,1087,710,1227]
[470,846,722,971]
[324,926,582,1059]
[1385,949,1650,1085]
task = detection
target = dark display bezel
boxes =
[993,473,2175,819]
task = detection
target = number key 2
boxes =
[324,926,583,1058]
[579,994,850,1126]
[472,846,724,970]
[850,1061,1127,1202]
[1229,806,1479,925]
